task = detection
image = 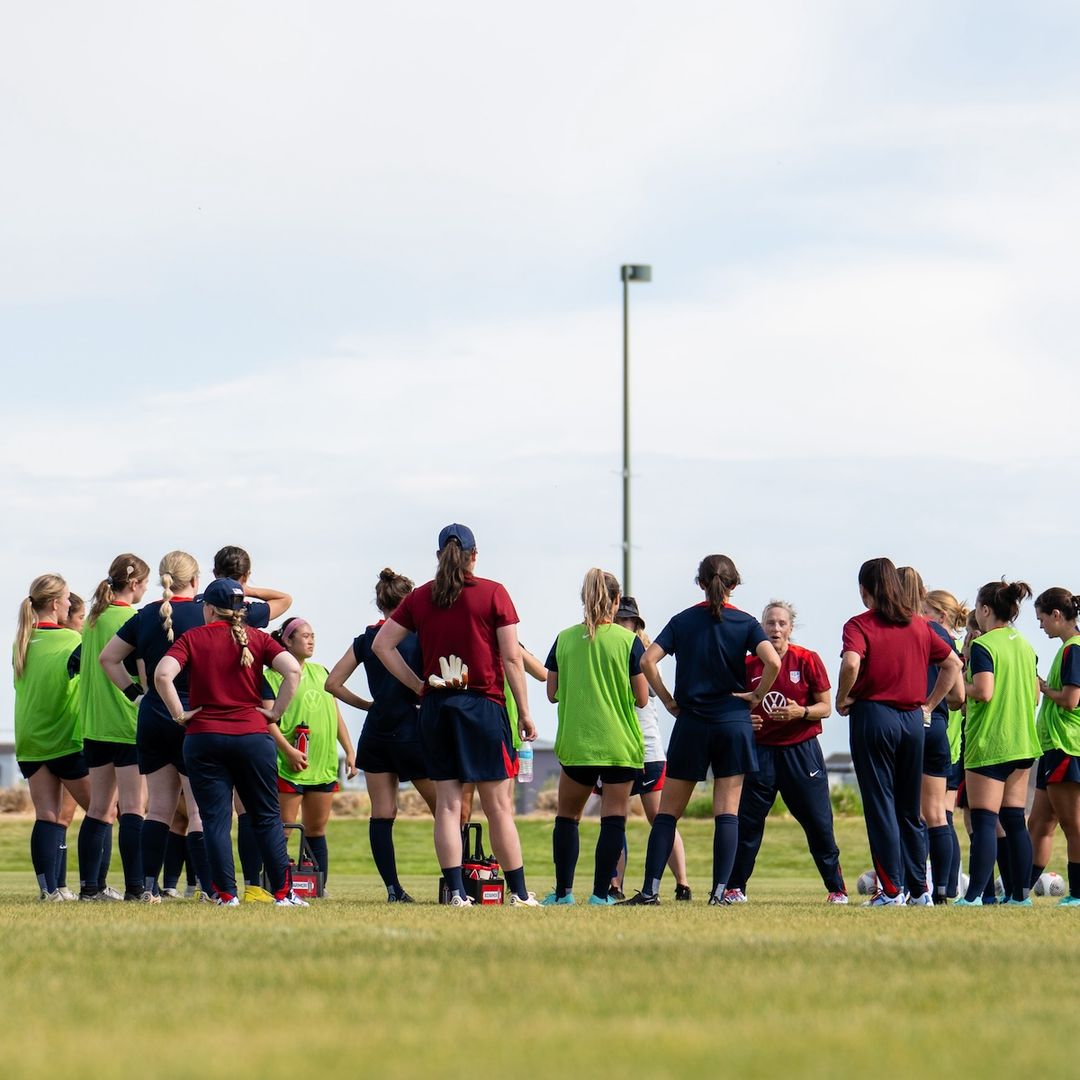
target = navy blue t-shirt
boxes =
[353,623,423,735]
[1062,644,1080,687]
[117,598,206,721]
[653,602,768,721]
[926,620,957,722]
[545,633,645,676]
[969,641,994,675]
[192,593,270,629]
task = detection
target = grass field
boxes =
[0,813,1077,1078]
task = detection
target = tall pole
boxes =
[620,264,650,596]
[622,271,631,594]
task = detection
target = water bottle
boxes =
[517,741,533,783]
[295,723,310,756]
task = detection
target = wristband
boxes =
[802,706,809,722]
[173,711,185,724]
[123,683,143,702]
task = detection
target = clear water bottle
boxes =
[517,741,533,783]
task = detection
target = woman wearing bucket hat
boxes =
[606,595,690,901]
[373,523,541,907]
[154,577,306,906]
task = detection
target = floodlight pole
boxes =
[620,263,651,595]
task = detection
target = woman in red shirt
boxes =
[155,578,305,906]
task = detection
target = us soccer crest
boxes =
[789,672,801,684]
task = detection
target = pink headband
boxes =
[279,617,310,642]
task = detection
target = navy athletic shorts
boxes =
[18,751,89,782]
[276,777,340,794]
[356,708,427,781]
[419,691,517,783]
[83,738,139,769]
[967,757,1035,782]
[666,712,757,781]
[922,712,952,778]
[946,755,964,792]
[563,764,641,788]
[138,708,187,776]
[1036,748,1080,789]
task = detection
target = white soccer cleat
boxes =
[274,891,310,907]
[508,891,542,907]
[449,894,474,907]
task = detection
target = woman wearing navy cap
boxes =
[373,524,541,907]
[326,568,436,904]
[154,578,306,906]
[837,558,961,906]
[621,554,782,906]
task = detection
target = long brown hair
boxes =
[88,554,150,627]
[696,555,740,619]
[1034,587,1080,623]
[858,558,912,625]
[896,566,926,616]
[581,569,620,639]
[433,540,474,609]
[14,574,67,679]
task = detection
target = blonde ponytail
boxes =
[581,568,620,640]
[14,574,67,679]
[219,607,254,667]
[157,550,199,644]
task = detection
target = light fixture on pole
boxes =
[620,263,651,595]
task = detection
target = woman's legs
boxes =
[922,773,951,901]
[27,769,65,895]
[230,736,292,899]
[549,772,593,899]
[944,788,962,898]
[594,782,633,901]
[115,763,147,897]
[299,792,334,882]
[367,773,410,899]
[434,779,467,898]
[477,778,531,900]
[963,772,1004,901]
[639,790,688,888]
[1046,781,1080,899]
[141,765,181,896]
[637,778,696,898]
[998,768,1034,901]
[1028,788,1058,885]
[78,763,118,897]
[56,778,88,894]
[849,707,904,898]
[711,774,744,901]
[177,775,213,895]
[412,778,438,816]
[233,790,262,889]
[184,735,240,900]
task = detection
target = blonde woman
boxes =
[99,551,214,900]
[542,570,647,905]
[78,553,150,901]
[13,574,91,900]
[155,578,305,905]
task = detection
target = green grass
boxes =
[0,814,1077,1078]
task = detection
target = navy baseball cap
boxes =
[438,523,476,550]
[202,577,246,611]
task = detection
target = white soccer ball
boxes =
[856,870,877,895]
[1034,872,1066,897]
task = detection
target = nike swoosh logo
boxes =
[641,778,657,788]
[809,770,820,777]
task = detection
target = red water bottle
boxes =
[294,723,310,756]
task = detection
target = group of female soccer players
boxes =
[12,531,1080,909]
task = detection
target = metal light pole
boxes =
[620,263,651,595]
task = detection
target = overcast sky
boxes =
[3,2,1079,757]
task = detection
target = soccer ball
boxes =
[1034,872,1066,897]
[856,870,877,895]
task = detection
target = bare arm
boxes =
[522,647,548,682]
[259,651,301,722]
[498,623,535,742]
[100,636,141,694]
[631,672,649,709]
[154,656,200,725]
[835,651,861,716]
[945,663,966,710]
[266,710,308,773]
[927,651,962,713]
[324,645,373,712]
[546,671,558,705]
[768,688,832,725]
[372,620,425,697]
[336,703,357,779]
[965,670,994,703]
[642,642,678,718]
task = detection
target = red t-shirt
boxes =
[389,576,519,705]
[164,621,285,735]
[746,643,831,747]
[841,611,952,711]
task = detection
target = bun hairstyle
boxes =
[896,567,927,615]
[761,599,797,627]
[88,553,150,628]
[976,579,1033,624]
[1034,587,1080,623]
[697,555,740,620]
[159,550,199,643]
[857,557,913,626]
[14,574,67,679]
[375,568,414,615]
[213,546,252,581]
[433,538,474,609]
[925,589,970,632]
[581,569,620,639]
